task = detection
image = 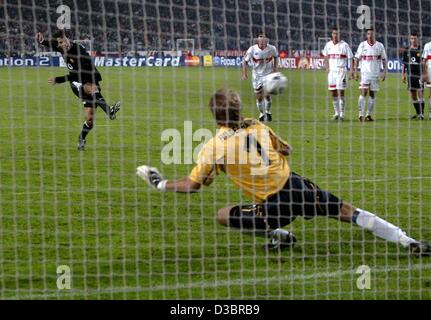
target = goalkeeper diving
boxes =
[136,88,431,256]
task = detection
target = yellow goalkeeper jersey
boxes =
[188,119,290,203]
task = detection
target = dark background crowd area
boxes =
[1,0,430,57]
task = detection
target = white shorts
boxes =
[426,70,431,88]
[252,74,268,93]
[327,70,347,90]
[359,72,380,91]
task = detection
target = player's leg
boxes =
[78,104,95,151]
[217,205,296,250]
[335,202,430,256]
[295,173,430,256]
[264,93,272,122]
[428,87,431,120]
[365,90,375,121]
[328,71,339,120]
[358,87,368,122]
[338,90,346,120]
[83,82,121,120]
[417,88,425,119]
[253,75,266,121]
[410,90,422,119]
[336,70,347,120]
[330,89,339,120]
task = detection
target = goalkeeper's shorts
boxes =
[229,172,342,229]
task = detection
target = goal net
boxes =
[0,0,430,301]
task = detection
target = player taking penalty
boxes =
[242,33,278,122]
[322,28,354,121]
[36,30,121,150]
[136,88,431,257]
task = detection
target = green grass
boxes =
[1,66,431,299]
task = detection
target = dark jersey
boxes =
[40,40,101,84]
[402,47,422,77]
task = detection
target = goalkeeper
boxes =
[136,88,430,256]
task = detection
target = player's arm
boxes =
[36,32,61,52]
[353,57,359,80]
[268,128,292,156]
[242,47,252,80]
[381,59,388,81]
[136,166,202,193]
[422,48,429,83]
[272,55,278,73]
[242,58,248,80]
[402,64,406,83]
[353,44,362,80]
[48,75,69,86]
[348,58,354,79]
[272,47,278,73]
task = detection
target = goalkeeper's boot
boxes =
[109,101,121,120]
[77,134,86,151]
[358,115,364,122]
[409,241,431,257]
[259,113,266,122]
[266,112,272,122]
[263,228,296,251]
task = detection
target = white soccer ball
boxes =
[263,72,288,95]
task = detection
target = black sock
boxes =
[92,92,110,115]
[420,102,425,115]
[413,101,420,115]
[80,121,93,140]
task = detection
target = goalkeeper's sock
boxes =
[80,121,93,140]
[352,209,417,248]
[367,97,375,115]
[332,97,339,116]
[92,92,110,115]
[358,95,366,117]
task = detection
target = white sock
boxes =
[256,99,265,114]
[265,98,272,114]
[339,97,345,117]
[353,209,416,248]
[358,95,366,117]
[367,97,375,115]
[333,97,339,115]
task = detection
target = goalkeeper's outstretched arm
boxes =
[136,165,201,193]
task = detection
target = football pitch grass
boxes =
[1,67,431,299]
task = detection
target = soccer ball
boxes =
[263,72,287,95]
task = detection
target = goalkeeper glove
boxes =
[136,165,167,191]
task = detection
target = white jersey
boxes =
[244,44,278,77]
[322,40,353,70]
[422,42,431,68]
[355,40,387,75]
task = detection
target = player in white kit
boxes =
[322,28,354,121]
[421,40,431,119]
[353,28,388,121]
[242,33,279,122]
